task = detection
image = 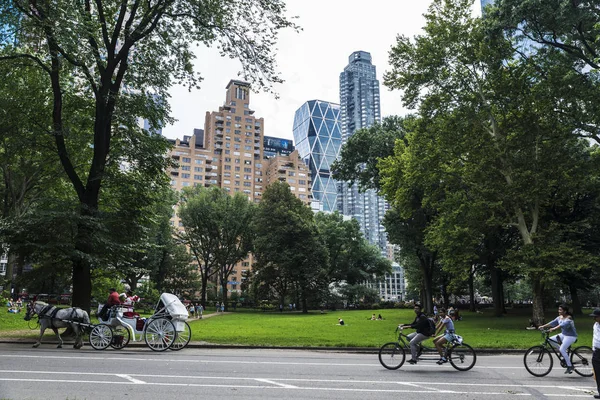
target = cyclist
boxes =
[399,303,432,364]
[538,303,577,374]
[433,308,455,364]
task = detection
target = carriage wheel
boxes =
[170,321,192,351]
[144,318,176,352]
[89,324,113,350]
[110,325,131,350]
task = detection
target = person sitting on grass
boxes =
[338,318,345,326]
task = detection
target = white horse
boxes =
[24,301,90,349]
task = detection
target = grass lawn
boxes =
[1,306,595,349]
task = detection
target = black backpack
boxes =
[426,317,436,336]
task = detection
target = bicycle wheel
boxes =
[524,346,553,377]
[378,342,406,370]
[448,343,476,371]
[571,346,593,377]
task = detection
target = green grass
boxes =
[2,307,595,349]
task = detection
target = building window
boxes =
[182,157,191,163]
[236,87,247,100]
[195,159,203,164]
[194,175,202,180]
[182,173,190,179]
[181,165,191,171]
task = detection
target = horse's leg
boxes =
[53,327,63,348]
[33,324,45,348]
[73,325,82,349]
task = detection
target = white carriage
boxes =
[89,293,192,352]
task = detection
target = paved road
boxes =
[0,344,597,399]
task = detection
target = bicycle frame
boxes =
[395,328,452,361]
[538,330,572,366]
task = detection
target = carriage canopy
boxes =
[157,293,188,321]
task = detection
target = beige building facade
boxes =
[167,80,312,296]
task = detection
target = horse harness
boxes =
[37,305,84,329]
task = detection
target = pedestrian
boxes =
[221,302,225,312]
[279,304,283,312]
[590,308,600,399]
[196,303,203,319]
[188,303,194,318]
[215,301,219,313]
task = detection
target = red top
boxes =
[107,291,121,306]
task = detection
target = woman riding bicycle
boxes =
[538,303,577,374]
[433,308,456,364]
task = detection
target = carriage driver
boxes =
[98,288,121,321]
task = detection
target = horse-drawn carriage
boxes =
[25,293,192,352]
[89,293,192,352]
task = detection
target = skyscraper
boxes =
[167,79,312,294]
[338,51,387,252]
[293,100,342,212]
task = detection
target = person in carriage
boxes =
[98,288,121,321]
[120,290,140,312]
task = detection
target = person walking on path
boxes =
[538,304,577,374]
[196,303,203,319]
[590,308,600,399]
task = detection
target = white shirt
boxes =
[592,322,600,351]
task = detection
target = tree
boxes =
[382,0,600,324]
[314,212,391,286]
[490,0,600,144]
[178,186,255,308]
[212,192,255,310]
[253,182,328,312]
[331,116,439,313]
[0,0,298,311]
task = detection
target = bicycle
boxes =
[523,329,593,377]
[378,327,477,371]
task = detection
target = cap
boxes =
[589,308,600,317]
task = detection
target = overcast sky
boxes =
[162,0,483,141]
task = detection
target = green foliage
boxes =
[253,182,328,312]
[315,212,391,286]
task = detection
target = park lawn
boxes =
[1,307,595,349]
[188,307,596,349]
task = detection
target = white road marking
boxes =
[116,374,146,384]
[0,353,527,368]
[0,378,595,396]
[398,382,457,393]
[255,378,298,388]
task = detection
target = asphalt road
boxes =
[0,344,598,400]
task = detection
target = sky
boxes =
[162,0,483,142]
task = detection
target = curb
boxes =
[0,339,525,354]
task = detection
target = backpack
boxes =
[426,317,436,336]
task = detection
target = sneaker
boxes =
[436,357,447,365]
[565,366,574,374]
[593,395,600,399]
[407,359,417,364]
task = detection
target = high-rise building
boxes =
[167,80,312,294]
[338,51,387,252]
[293,100,342,212]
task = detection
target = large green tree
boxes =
[382,0,600,324]
[0,0,297,311]
[178,186,255,308]
[253,182,327,312]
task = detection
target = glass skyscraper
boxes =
[338,51,387,253]
[293,100,342,212]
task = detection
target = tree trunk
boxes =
[569,283,582,315]
[301,296,308,313]
[531,277,545,326]
[221,280,228,311]
[468,269,476,312]
[490,265,504,317]
[71,209,94,313]
[200,274,208,308]
[5,252,15,298]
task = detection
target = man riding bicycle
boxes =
[399,303,433,364]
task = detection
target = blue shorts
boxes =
[443,332,456,342]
